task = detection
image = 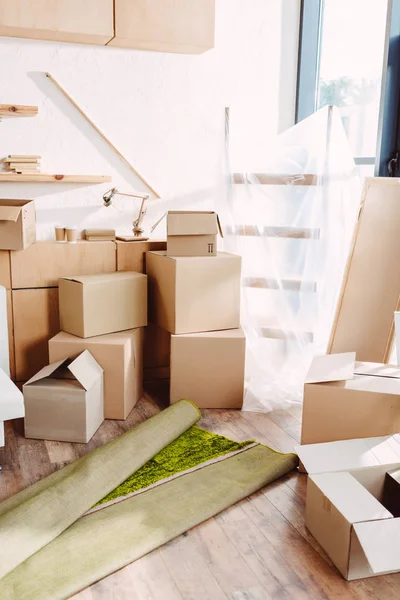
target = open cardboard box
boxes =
[301,352,400,445]
[296,434,400,580]
[0,199,36,250]
[166,211,223,257]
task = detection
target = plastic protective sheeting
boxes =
[219,106,361,412]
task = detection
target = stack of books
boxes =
[84,229,116,242]
[3,155,41,174]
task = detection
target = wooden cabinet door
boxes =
[0,0,114,45]
[108,0,215,54]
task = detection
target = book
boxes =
[4,158,40,164]
[8,163,39,169]
[6,155,41,160]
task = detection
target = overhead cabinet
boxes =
[108,0,215,54]
[0,0,215,54]
[0,0,114,45]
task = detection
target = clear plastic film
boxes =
[219,106,361,412]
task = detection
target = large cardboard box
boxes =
[59,271,147,338]
[116,240,166,273]
[13,287,60,382]
[296,435,400,580]
[10,241,116,289]
[170,328,245,408]
[301,353,400,445]
[49,328,143,420]
[166,211,222,257]
[328,178,400,362]
[147,251,241,334]
[23,350,104,443]
[0,199,36,250]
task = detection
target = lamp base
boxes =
[116,235,150,242]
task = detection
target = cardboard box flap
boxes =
[167,211,220,236]
[0,205,22,222]
[296,435,400,475]
[310,472,393,524]
[353,519,400,575]
[354,362,400,380]
[25,357,69,386]
[67,350,103,391]
[305,352,356,384]
[62,272,140,285]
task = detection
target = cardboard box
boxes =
[59,271,147,338]
[10,241,116,289]
[166,211,222,257]
[23,350,104,443]
[147,251,241,334]
[328,178,400,362]
[49,328,143,420]
[296,435,400,580]
[13,288,60,382]
[116,240,166,273]
[382,468,400,518]
[301,353,400,445]
[0,251,11,289]
[0,199,36,250]
[170,328,245,408]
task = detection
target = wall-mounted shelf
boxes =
[0,173,111,183]
[0,105,38,118]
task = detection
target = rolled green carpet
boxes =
[0,400,298,599]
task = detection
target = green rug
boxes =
[95,425,254,507]
[0,400,299,600]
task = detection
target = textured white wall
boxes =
[0,0,300,239]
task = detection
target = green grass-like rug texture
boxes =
[95,425,254,507]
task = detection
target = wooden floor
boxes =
[1,383,400,600]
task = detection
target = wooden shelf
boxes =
[0,104,38,118]
[0,173,112,183]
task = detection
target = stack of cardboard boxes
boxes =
[23,271,147,442]
[146,211,246,409]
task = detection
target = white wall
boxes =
[0,0,300,239]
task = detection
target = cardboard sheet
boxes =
[328,178,400,362]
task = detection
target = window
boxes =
[296,0,393,177]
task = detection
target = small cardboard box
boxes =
[146,251,241,334]
[170,328,245,408]
[0,199,36,250]
[59,271,147,338]
[296,434,400,580]
[23,350,104,443]
[301,353,400,445]
[49,328,143,420]
[166,211,223,257]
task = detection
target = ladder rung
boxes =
[260,327,314,342]
[233,173,318,186]
[243,277,317,292]
[226,225,320,239]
